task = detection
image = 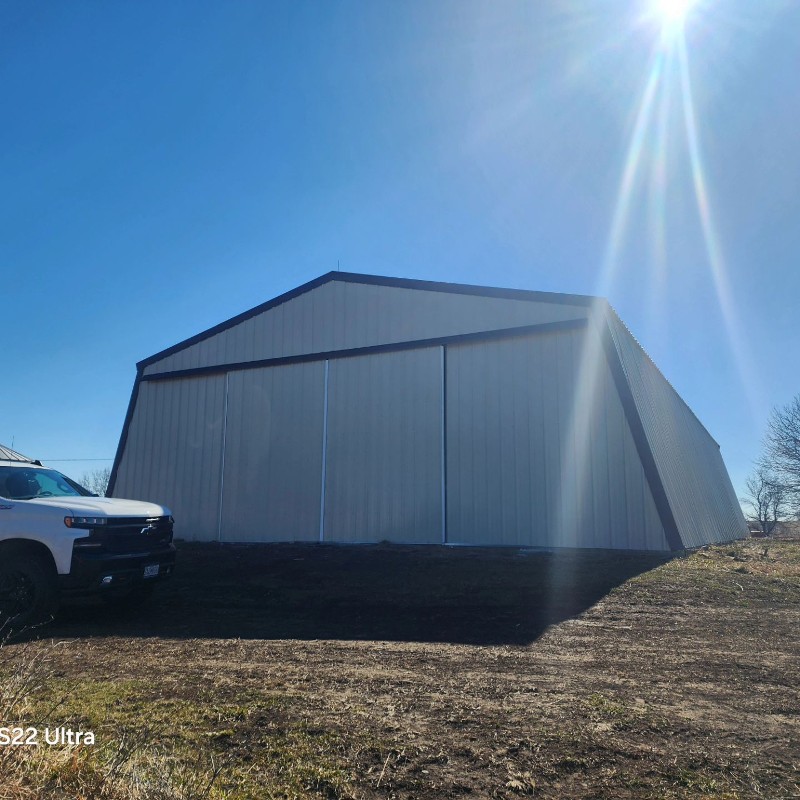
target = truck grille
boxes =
[74,516,174,554]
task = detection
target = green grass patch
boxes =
[2,670,385,799]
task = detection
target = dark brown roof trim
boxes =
[140,317,589,383]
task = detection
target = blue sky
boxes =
[2,0,798,502]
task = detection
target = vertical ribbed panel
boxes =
[607,313,748,548]
[113,376,225,541]
[445,329,669,550]
[115,277,746,552]
[142,281,589,375]
[324,348,442,543]
[219,363,324,542]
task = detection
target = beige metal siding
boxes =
[608,314,748,548]
[219,363,324,542]
[323,348,443,543]
[113,376,226,541]
[143,281,589,375]
[116,277,743,552]
[445,329,670,550]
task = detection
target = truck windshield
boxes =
[0,467,92,500]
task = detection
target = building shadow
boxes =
[41,542,671,647]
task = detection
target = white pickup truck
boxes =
[0,445,176,632]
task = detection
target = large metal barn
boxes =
[109,272,747,551]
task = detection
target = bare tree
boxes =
[763,394,800,517]
[80,467,112,497]
[742,466,787,535]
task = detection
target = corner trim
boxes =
[599,319,684,551]
[106,366,143,497]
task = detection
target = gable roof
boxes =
[138,271,599,370]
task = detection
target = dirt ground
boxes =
[3,538,799,799]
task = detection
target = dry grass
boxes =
[1,537,798,799]
[0,641,224,800]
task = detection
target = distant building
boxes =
[109,272,747,551]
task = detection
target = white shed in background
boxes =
[109,272,747,551]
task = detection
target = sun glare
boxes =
[591,0,764,419]
[657,0,695,27]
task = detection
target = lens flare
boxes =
[596,47,664,298]
[676,34,763,416]
[658,0,696,26]
[592,1,761,417]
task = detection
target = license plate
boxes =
[143,564,160,579]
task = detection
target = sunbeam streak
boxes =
[559,43,668,548]
[558,3,765,547]
[646,45,673,327]
[552,305,610,549]
[593,6,762,422]
[676,33,764,417]
[596,46,664,297]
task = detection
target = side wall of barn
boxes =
[606,313,748,548]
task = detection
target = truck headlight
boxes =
[64,516,108,528]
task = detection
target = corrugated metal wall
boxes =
[323,348,443,543]
[445,329,669,550]
[112,278,746,551]
[607,313,748,547]
[142,281,589,375]
[113,376,226,542]
[220,363,324,542]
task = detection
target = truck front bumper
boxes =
[59,545,176,595]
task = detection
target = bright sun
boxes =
[657,0,696,26]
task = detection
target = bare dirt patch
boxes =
[2,538,799,799]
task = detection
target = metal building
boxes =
[108,272,747,551]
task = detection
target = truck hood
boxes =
[27,496,171,518]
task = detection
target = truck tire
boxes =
[0,554,59,635]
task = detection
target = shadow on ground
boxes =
[44,543,670,646]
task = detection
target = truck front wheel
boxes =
[0,554,58,635]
